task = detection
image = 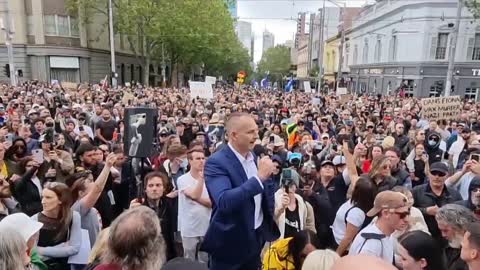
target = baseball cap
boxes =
[28,109,38,116]
[332,155,346,166]
[321,133,329,139]
[320,160,335,167]
[271,135,285,147]
[430,162,448,174]
[0,213,43,241]
[288,152,303,163]
[159,127,169,135]
[366,191,409,217]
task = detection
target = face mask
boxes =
[181,158,188,169]
[428,140,436,146]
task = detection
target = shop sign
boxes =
[472,69,480,76]
[369,69,383,75]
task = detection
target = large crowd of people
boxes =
[0,81,480,270]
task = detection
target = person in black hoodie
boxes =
[425,132,444,165]
[455,176,480,218]
[129,171,177,260]
[11,157,42,216]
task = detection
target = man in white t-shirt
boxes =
[349,191,410,264]
[177,148,212,263]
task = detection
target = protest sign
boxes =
[122,92,135,104]
[337,87,347,95]
[420,96,462,121]
[339,94,352,105]
[61,82,77,90]
[304,81,312,93]
[205,76,216,85]
[312,97,321,105]
[189,81,214,100]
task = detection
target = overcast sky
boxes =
[236,0,372,62]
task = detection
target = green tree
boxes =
[257,45,291,83]
[466,0,480,18]
[67,0,250,86]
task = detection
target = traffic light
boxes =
[3,64,9,78]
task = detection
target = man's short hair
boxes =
[384,147,401,158]
[225,112,251,135]
[466,222,480,249]
[187,147,205,160]
[166,144,187,159]
[143,171,168,190]
[105,206,166,270]
[75,143,96,157]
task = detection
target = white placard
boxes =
[304,81,312,93]
[337,87,347,95]
[205,76,216,85]
[312,97,321,105]
[189,81,214,100]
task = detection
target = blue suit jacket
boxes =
[201,146,280,263]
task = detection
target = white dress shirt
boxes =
[228,143,264,229]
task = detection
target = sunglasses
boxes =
[394,210,410,219]
[382,164,391,170]
[160,134,168,137]
[367,126,374,129]
[430,171,446,177]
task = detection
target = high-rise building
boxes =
[262,31,275,53]
[236,21,253,58]
[295,13,307,48]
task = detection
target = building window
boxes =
[465,87,479,100]
[345,43,350,67]
[353,45,358,65]
[70,17,79,37]
[27,16,34,35]
[362,40,369,64]
[436,33,448,60]
[429,80,444,97]
[57,16,69,36]
[473,34,480,61]
[404,80,414,97]
[389,36,397,61]
[44,15,80,37]
[374,39,382,62]
[44,15,56,35]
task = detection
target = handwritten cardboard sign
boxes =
[61,82,77,90]
[189,81,213,100]
[420,96,462,121]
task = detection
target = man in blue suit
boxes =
[201,112,280,270]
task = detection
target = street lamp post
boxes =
[445,0,462,96]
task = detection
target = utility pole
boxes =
[317,0,326,92]
[336,2,346,92]
[445,0,462,96]
[1,0,17,86]
[108,0,117,88]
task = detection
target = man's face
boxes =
[462,131,471,141]
[395,124,405,135]
[81,150,97,166]
[320,165,335,178]
[145,176,164,201]
[461,231,479,263]
[471,187,480,207]
[429,170,447,189]
[297,123,305,132]
[34,121,44,132]
[437,220,463,248]
[40,109,50,118]
[176,125,184,134]
[201,116,209,126]
[189,151,205,172]
[0,177,11,198]
[390,206,410,231]
[102,110,111,120]
[66,123,75,132]
[385,151,399,168]
[230,116,259,153]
